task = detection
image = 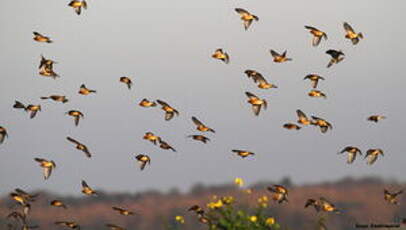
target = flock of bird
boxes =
[0,2,403,230]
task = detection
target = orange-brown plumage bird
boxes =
[212,49,229,64]
[33,32,52,43]
[68,0,87,15]
[245,92,267,116]
[304,26,327,47]
[157,100,179,121]
[66,110,84,126]
[270,49,292,63]
[120,77,132,89]
[66,137,92,158]
[343,22,363,45]
[234,8,259,30]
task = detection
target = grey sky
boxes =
[0,0,405,196]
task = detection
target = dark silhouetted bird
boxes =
[326,49,344,68]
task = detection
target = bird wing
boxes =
[270,49,280,57]
[296,110,308,120]
[67,137,80,145]
[192,116,203,126]
[235,8,249,15]
[343,22,354,33]
[304,25,317,31]
[157,99,169,107]
[252,105,261,116]
[245,91,257,99]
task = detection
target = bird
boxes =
[384,189,403,205]
[41,95,68,103]
[66,110,84,126]
[304,74,325,89]
[187,135,210,143]
[39,66,59,79]
[244,70,277,89]
[159,139,176,152]
[319,197,340,213]
[68,0,87,15]
[6,211,26,223]
[188,205,205,215]
[157,100,179,121]
[311,116,333,133]
[304,26,328,46]
[39,55,57,70]
[283,123,301,130]
[51,200,68,209]
[9,192,29,206]
[139,98,157,107]
[192,117,215,133]
[296,110,311,126]
[135,154,151,170]
[112,207,135,216]
[212,49,229,64]
[78,84,96,95]
[26,105,42,119]
[234,8,259,30]
[232,149,255,158]
[66,137,92,158]
[343,22,363,45]
[308,90,327,99]
[81,180,97,196]
[106,224,126,230]
[245,92,267,116]
[0,126,8,144]
[365,149,384,165]
[34,158,56,180]
[305,199,321,212]
[143,132,161,145]
[13,188,38,202]
[270,49,292,63]
[33,32,52,43]
[267,185,289,203]
[55,221,80,230]
[326,49,345,68]
[13,100,27,110]
[338,146,362,164]
[120,77,132,89]
[367,115,386,123]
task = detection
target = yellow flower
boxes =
[221,196,234,205]
[234,177,244,187]
[257,195,269,208]
[207,199,223,209]
[249,215,258,222]
[266,217,275,226]
[175,215,185,224]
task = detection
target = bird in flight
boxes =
[51,200,68,209]
[283,123,301,130]
[338,146,362,164]
[55,221,80,230]
[0,126,8,144]
[120,77,133,89]
[106,224,126,230]
[305,197,340,213]
[311,116,333,133]
[270,49,292,63]
[304,74,324,89]
[187,135,210,144]
[304,26,328,47]
[34,158,56,180]
[326,49,345,68]
[33,32,52,43]
[143,132,161,145]
[159,139,176,152]
[78,84,96,95]
[212,49,229,64]
[232,149,255,158]
[234,8,259,30]
[192,117,215,133]
[365,148,384,165]
[81,180,97,196]
[267,185,289,204]
[367,115,386,123]
[296,109,311,126]
[135,154,151,170]
[66,137,92,158]
[343,22,363,45]
[66,110,84,126]
[139,98,157,107]
[245,92,267,116]
[244,70,278,89]
[384,189,403,205]
[112,206,135,216]
[308,90,327,99]
[157,100,179,121]
[68,0,87,15]
[41,95,69,103]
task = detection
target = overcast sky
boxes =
[0,0,405,196]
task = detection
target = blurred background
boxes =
[0,0,405,229]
